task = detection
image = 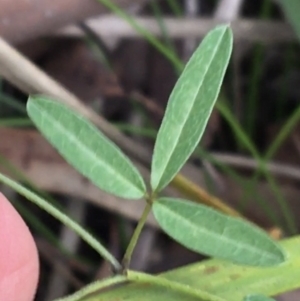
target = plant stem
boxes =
[0,172,122,271]
[53,275,127,301]
[122,200,153,272]
[127,270,227,301]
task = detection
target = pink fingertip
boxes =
[0,193,39,301]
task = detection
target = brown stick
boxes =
[59,17,296,43]
[0,0,148,44]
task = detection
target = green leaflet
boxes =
[151,25,232,192]
[244,295,276,301]
[27,96,146,199]
[153,198,285,267]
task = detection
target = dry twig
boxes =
[59,16,295,43]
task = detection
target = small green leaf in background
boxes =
[279,0,300,40]
[27,96,146,199]
[153,198,285,267]
[244,294,276,301]
[151,25,233,192]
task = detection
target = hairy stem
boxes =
[0,172,121,271]
[53,275,127,301]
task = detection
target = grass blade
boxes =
[153,198,285,267]
[151,25,233,192]
[27,96,146,199]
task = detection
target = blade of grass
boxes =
[217,100,297,232]
[96,0,182,71]
[0,93,27,113]
[0,117,33,127]
[165,0,182,17]
[275,45,294,120]
[150,1,178,57]
[195,147,270,216]
[246,0,272,137]
[264,103,300,161]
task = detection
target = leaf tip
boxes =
[27,94,51,114]
[271,245,287,265]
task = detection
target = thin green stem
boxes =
[246,0,272,137]
[264,172,297,234]
[0,117,33,127]
[217,101,259,158]
[275,45,293,120]
[53,275,127,301]
[0,93,27,113]
[166,0,182,16]
[218,99,297,232]
[265,102,300,161]
[96,0,182,71]
[196,148,262,214]
[150,1,178,56]
[127,270,226,301]
[246,43,264,136]
[122,200,153,272]
[0,172,122,271]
